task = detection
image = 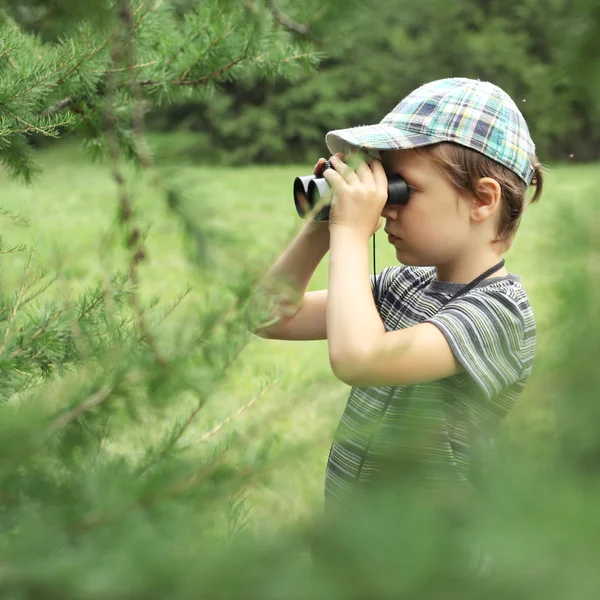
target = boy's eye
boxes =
[407,185,418,194]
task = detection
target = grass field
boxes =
[1,137,598,532]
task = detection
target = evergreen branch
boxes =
[103,0,164,364]
[55,33,112,87]
[159,382,302,501]
[0,246,36,358]
[163,25,209,69]
[1,107,62,138]
[9,309,64,361]
[5,120,75,136]
[255,51,313,64]
[127,0,162,43]
[11,33,97,101]
[76,294,105,323]
[265,0,312,38]
[42,34,303,118]
[134,329,254,477]
[0,246,25,255]
[180,17,234,82]
[101,60,159,73]
[137,54,247,88]
[0,208,28,226]
[51,384,114,431]
[194,381,277,444]
[7,372,39,400]
[15,274,59,316]
[20,26,113,113]
[74,381,289,534]
[46,27,94,70]
[132,0,155,26]
[44,97,73,116]
[0,46,15,61]
[0,270,56,323]
[149,287,193,331]
[0,240,27,255]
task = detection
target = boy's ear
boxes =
[470,177,502,223]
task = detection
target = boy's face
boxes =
[380,149,476,267]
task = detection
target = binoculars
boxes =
[293,159,410,222]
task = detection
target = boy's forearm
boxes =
[249,220,330,334]
[262,220,330,296]
[327,227,385,376]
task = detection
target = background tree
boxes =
[148,0,600,165]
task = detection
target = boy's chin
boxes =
[392,247,433,268]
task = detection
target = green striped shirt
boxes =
[324,265,536,508]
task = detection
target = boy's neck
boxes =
[434,250,508,283]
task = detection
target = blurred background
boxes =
[10,0,600,166]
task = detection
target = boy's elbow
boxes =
[329,353,361,386]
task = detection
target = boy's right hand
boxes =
[304,153,346,234]
[314,153,346,177]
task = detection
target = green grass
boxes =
[0,138,597,530]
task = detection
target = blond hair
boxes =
[415,142,544,250]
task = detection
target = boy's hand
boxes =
[322,150,388,240]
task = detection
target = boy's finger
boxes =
[313,157,326,175]
[355,159,375,185]
[369,158,388,191]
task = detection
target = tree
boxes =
[152,0,600,165]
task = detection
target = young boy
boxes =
[251,77,544,514]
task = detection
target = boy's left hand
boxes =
[322,151,388,240]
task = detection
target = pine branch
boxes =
[134,326,256,476]
[51,384,114,431]
[163,25,209,69]
[194,381,278,444]
[0,209,28,226]
[2,273,59,323]
[180,16,234,82]
[2,107,64,138]
[265,0,312,38]
[102,0,165,366]
[149,286,193,331]
[0,246,37,358]
[9,30,100,102]
[8,309,64,361]
[137,54,248,88]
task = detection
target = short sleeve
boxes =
[370,266,400,307]
[426,290,528,401]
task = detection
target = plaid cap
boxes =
[326,77,536,185]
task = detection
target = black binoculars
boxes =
[293,160,410,222]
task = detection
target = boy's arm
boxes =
[247,219,330,339]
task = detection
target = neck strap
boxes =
[372,235,506,307]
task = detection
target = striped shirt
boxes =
[324,265,536,509]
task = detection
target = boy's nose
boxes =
[381,204,399,220]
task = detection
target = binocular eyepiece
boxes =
[293,160,410,222]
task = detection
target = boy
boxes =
[250,77,544,513]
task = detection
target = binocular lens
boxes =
[293,160,410,222]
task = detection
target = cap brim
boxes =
[326,123,442,160]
